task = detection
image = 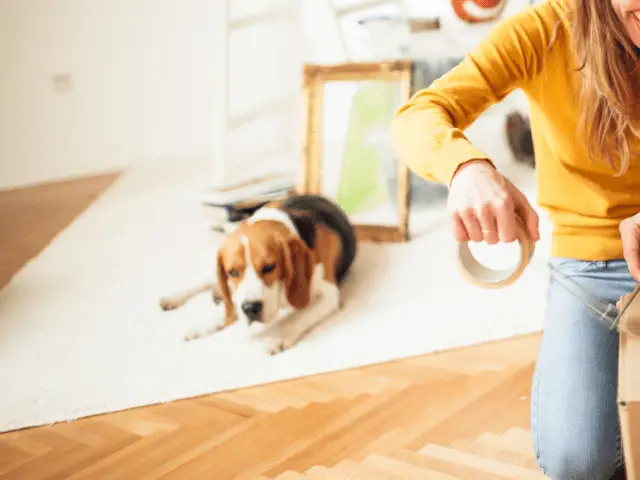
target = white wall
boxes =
[0,0,534,190]
[0,0,218,189]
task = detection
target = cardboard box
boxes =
[619,331,640,479]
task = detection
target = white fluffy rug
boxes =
[0,152,552,433]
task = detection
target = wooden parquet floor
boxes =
[0,172,120,288]
[0,174,547,479]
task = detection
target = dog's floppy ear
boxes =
[281,236,314,310]
[216,248,236,326]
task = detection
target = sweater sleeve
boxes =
[389,3,556,185]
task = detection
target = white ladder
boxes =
[212,1,301,191]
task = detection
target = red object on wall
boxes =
[451,0,506,23]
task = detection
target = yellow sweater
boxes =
[390,0,640,261]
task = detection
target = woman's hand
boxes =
[448,159,540,245]
[620,214,640,281]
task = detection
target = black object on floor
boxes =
[506,111,536,168]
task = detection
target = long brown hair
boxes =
[570,0,640,175]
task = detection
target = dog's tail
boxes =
[281,194,357,285]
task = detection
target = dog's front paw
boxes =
[159,297,179,311]
[184,323,225,341]
[265,337,296,355]
[184,329,202,341]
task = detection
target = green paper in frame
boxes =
[320,79,403,227]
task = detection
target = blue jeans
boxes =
[532,257,635,480]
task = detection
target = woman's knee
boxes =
[535,439,622,480]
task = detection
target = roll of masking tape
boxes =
[457,216,535,289]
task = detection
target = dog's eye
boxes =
[261,264,275,275]
[228,269,240,278]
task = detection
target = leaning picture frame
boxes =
[300,60,414,243]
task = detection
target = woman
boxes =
[390,0,640,479]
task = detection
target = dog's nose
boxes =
[241,301,263,321]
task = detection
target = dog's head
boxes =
[216,220,314,325]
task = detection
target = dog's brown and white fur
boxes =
[159,194,357,355]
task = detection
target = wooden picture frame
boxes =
[300,60,414,243]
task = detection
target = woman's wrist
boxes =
[451,158,495,185]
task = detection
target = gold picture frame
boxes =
[300,60,414,243]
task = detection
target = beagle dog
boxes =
[159,194,357,354]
